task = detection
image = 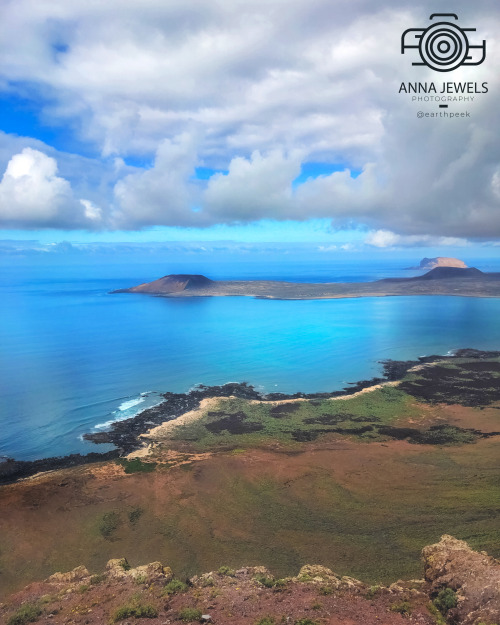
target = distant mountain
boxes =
[414,266,483,280]
[408,257,468,270]
[113,274,215,294]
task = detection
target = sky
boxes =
[1,0,500,254]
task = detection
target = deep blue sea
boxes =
[2,253,500,461]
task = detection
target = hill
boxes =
[113,274,215,294]
[414,267,484,280]
[409,257,469,270]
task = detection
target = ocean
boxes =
[2,253,500,461]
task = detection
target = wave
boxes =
[93,391,162,431]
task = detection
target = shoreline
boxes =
[1,348,498,485]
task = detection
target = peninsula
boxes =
[112,266,500,299]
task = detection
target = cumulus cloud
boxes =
[204,150,301,223]
[0,1,500,239]
[0,148,102,228]
[112,133,200,228]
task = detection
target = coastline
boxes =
[138,380,401,444]
[113,270,500,300]
[2,348,497,485]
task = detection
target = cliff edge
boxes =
[2,535,499,625]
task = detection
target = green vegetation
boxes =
[254,574,277,588]
[162,358,500,452]
[7,603,42,625]
[365,585,381,599]
[294,619,320,625]
[433,588,458,613]
[255,618,276,625]
[111,598,158,622]
[168,386,422,450]
[218,565,235,576]
[116,458,157,474]
[128,507,144,525]
[390,600,412,616]
[163,578,188,595]
[98,511,121,539]
[178,607,203,622]
[427,602,447,625]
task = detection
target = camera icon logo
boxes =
[401,13,486,72]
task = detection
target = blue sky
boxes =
[0,0,499,253]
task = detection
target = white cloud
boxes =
[365,230,470,248]
[80,199,102,222]
[0,148,75,225]
[112,133,200,228]
[204,150,301,223]
[0,1,500,239]
[0,148,106,228]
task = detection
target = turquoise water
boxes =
[1,256,500,461]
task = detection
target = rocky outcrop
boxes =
[422,534,500,625]
[3,538,500,625]
[106,558,173,583]
[46,565,90,585]
[411,257,469,270]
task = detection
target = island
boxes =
[112,266,500,299]
[407,256,469,270]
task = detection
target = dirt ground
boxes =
[1,398,499,601]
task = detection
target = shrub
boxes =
[296,574,313,582]
[163,579,188,595]
[433,588,458,613]
[272,578,288,591]
[427,602,447,625]
[116,458,157,474]
[294,619,320,625]
[128,507,144,524]
[7,603,42,625]
[254,575,276,588]
[111,600,158,622]
[390,600,412,616]
[178,607,203,622]
[255,618,276,625]
[99,511,121,539]
[218,565,235,576]
[365,585,381,599]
